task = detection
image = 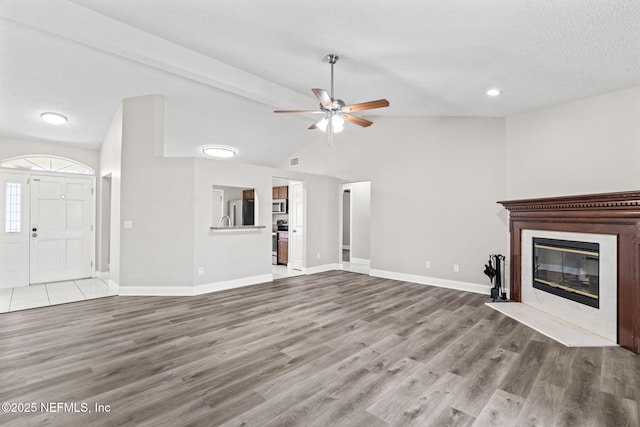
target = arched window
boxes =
[0,155,95,175]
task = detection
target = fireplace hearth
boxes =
[498,190,640,354]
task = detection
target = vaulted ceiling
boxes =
[1,1,639,166]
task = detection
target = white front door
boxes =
[0,172,29,288]
[290,181,304,271]
[30,174,93,284]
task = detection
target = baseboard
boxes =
[350,257,370,265]
[107,279,119,294]
[194,274,272,295]
[304,263,340,275]
[96,271,110,280]
[118,274,273,297]
[369,269,491,295]
[118,284,194,296]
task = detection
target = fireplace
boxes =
[532,237,599,309]
[498,190,640,354]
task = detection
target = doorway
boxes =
[0,156,96,288]
[340,181,371,274]
[271,177,305,279]
[99,174,112,276]
[342,189,351,262]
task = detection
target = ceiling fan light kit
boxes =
[275,53,389,144]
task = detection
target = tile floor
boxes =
[272,265,304,279]
[0,278,117,313]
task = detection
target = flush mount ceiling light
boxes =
[40,112,68,125]
[486,88,502,97]
[202,146,237,158]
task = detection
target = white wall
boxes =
[98,103,123,280]
[285,117,507,291]
[119,95,195,287]
[193,158,343,286]
[97,95,342,295]
[506,86,640,198]
[193,158,273,285]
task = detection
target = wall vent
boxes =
[289,156,300,167]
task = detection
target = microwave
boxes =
[272,199,287,213]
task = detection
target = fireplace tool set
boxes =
[484,254,507,301]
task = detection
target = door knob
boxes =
[32,233,38,237]
[32,227,37,232]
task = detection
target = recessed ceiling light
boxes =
[40,112,68,125]
[202,146,237,158]
[486,88,501,97]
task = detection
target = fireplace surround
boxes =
[499,190,640,354]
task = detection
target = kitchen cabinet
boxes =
[277,232,288,265]
[243,189,255,200]
[273,186,288,200]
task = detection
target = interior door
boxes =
[290,181,304,271]
[30,174,93,283]
[0,172,29,288]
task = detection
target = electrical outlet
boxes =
[453,264,460,273]
[198,267,204,276]
[425,261,431,269]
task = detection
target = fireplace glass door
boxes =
[533,238,599,308]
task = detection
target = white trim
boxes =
[370,269,491,295]
[118,274,272,296]
[342,245,350,250]
[194,274,272,295]
[107,279,119,293]
[96,271,110,279]
[303,263,340,275]
[350,257,370,265]
[118,285,194,296]
[340,261,370,275]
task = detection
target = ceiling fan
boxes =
[274,54,389,144]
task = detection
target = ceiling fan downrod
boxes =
[326,54,339,101]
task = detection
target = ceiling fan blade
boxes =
[343,113,373,128]
[342,99,389,112]
[274,109,321,114]
[308,117,326,130]
[312,88,333,109]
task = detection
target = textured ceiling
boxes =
[1,0,639,166]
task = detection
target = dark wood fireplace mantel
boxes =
[498,190,640,354]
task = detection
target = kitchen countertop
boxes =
[210,225,266,230]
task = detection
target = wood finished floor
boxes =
[1,271,639,426]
